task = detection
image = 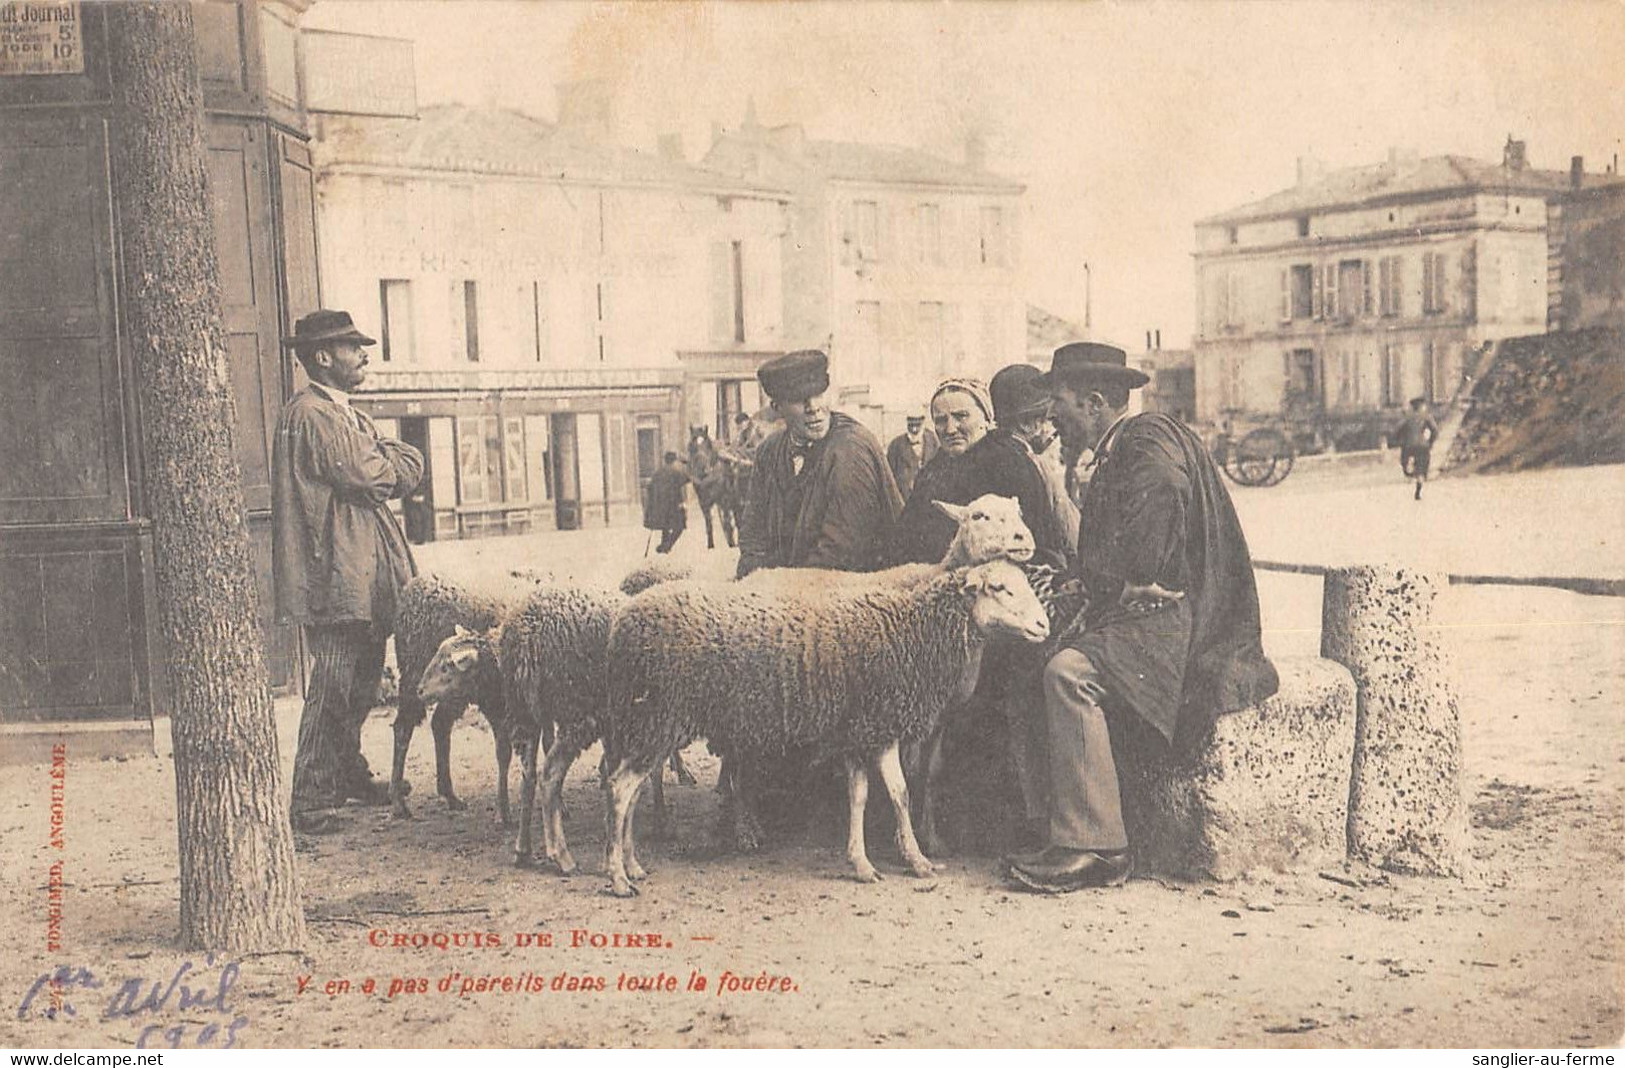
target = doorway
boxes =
[550,412,581,531]
[398,417,434,543]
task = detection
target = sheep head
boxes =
[935,493,1035,566]
[960,558,1049,643]
[417,623,488,705]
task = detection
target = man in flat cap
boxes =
[728,350,903,846]
[886,412,939,501]
[735,349,903,578]
[272,310,424,834]
[1007,342,1278,892]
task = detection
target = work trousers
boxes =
[1040,647,1129,851]
[291,622,388,813]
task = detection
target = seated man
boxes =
[1007,342,1278,892]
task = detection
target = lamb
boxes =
[416,577,687,874]
[389,572,546,821]
[598,556,1051,897]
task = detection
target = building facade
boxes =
[311,79,789,538]
[1191,142,1620,446]
[0,0,320,753]
[705,121,1026,442]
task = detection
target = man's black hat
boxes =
[758,349,830,403]
[1039,341,1150,390]
[282,309,376,351]
[990,363,1053,423]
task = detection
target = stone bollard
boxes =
[1321,565,1468,876]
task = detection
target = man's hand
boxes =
[1118,581,1184,607]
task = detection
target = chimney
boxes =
[1296,154,1325,186]
[1155,329,1162,350]
[1571,155,1585,189]
[1146,330,1153,351]
[658,133,685,162]
[1503,135,1527,172]
[965,132,987,172]
[766,123,805,157]
[557,78,617,142]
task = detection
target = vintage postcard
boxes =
[1,0,1622,1052]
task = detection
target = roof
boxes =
[1027,304,1084,353]
[704,130,1024,193]
[316,104,787,196]
[1200,154,1625,226]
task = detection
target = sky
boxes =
[302,0,1625,350]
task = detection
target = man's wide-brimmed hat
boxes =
[282,309,376,350]
[758,349,830,403]
[1039,341,1149,390]
[990,363,1053,422]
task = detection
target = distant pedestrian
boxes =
[273,310,424,836]
[644,452,690,554]
[1397,398,1440,500]
[886,414,940,500]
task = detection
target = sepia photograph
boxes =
[1,0,1622,1051]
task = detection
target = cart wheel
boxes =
[1225,429,1279,486]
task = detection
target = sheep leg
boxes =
[915,726,949,858]
[513,729,540,867]
[646,757,672,838]
[876,740,938,877]
[494,724,514,827]
[538,733,582,875]
[603,758,649,898]
[843,756,879,884]
[430,700,467,811]
[668,748,698,787]
[729,757,765,854]
[388,698,423,819]
[624,777,648,881]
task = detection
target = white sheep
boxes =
[599,556,1050,896]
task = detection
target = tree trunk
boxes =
[104,1,304,952]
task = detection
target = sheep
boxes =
[725,493,1037,851]
[389,572,547,821]
[416,578,689,874]
[598,556,1050,897]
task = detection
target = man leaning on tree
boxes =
[272,310,424,836]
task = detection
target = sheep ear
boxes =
[934,500,970,524]
[453,623,471,639]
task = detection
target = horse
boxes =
[687,426,742,550]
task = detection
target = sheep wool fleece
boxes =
[602,567,979,770]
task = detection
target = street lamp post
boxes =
[1083,261,1092,333]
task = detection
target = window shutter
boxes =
[1280,268,1291,322]
[709,241,731,342]
[1363,261,1375,317]
[1311,265,1324,319]
[1324,264,1339,319]
[1435,252,1449,313]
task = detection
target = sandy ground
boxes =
[3,463,1622,1049]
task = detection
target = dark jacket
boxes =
[643,464,690,531]
[1396,412,1439,450]
[272,384,422,630]
[737,412,903,577]
[886,428,940,500]
[892,428,1071,568]
[1066,412,1277,740]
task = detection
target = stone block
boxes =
[1113,655,1357,880]
[1322,565,1468,876]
